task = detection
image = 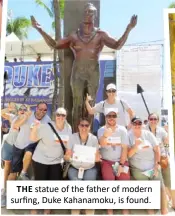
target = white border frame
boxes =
[164,8,175,190]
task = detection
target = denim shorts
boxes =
[1,141,13,161]
[11,142,38,173]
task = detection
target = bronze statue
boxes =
[31,3,137,132]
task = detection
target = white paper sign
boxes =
[72,145,96,170]
[138,140,152,150]
[142,169,154,177]
[60,135,69,142]
[107,136,121,144]
[53,134,69,143]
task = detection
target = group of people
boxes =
[1,83,175,215]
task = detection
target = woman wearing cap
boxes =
[1,103,28,207]
[97,108,130,215]
[65,117,101,215]
[146,113,175,210]
[30,107,71,214]
[85,83,135,129]
[128,117,168,215]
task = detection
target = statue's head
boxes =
[83,3,97,23]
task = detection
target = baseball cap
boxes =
[56,107,67,115]
[106,83,117,91]
[104,108,118,116]
[131,116,142,123]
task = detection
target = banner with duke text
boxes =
[2,60,116,116]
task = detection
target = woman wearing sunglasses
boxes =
[146,113,175,210]
[85,83,135,128]
[1,103,28,207]
[30,107,71,214]
[128,117,168,215]
[65,117,100,215]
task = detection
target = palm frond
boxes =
[169,2,175,8]
[6,16,31,39]
[35,0,53,18]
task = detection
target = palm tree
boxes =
[34,0,64,118]
[6,15,31,40]
[169,2,175,8]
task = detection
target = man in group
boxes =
[97,108,130,215]
[7,102,51,182]
[86,83,135,129]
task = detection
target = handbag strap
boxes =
[48,122,66,154]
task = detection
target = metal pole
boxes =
[141,92,150,115]
[2,72,8,109]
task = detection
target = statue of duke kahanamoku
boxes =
[31,3,137,131]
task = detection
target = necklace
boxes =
[77,27,98,44]
[78,133,89,146]
[149,126,157,136]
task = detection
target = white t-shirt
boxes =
[32,121,72,165]
[97,125,129,162]
[67,133,99,169]
[14,112,51,149]
[94,98,131,127]
[5,114,19,145]
[145,125,168,156]
[128,130,159,171]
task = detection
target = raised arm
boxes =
[1,102,16,122]
[101,15,137,50]
[31,16,70,50]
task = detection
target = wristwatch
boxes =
[119,162,125,167]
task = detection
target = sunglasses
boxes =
[19,108,27,112]
[38,109,47,112]
[106,114,117,119]
[133,122,142,126]
[56,114,66,117]
[106,89,116,93]
[80,124,89,128]
[149,118,158,121]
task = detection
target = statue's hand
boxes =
[86,93,93,102]
[128,15,137,29]
[31,15,41,29]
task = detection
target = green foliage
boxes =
[6,16,31,39]
[35,0,54,18]
[35,0,64,19]
[59,0,64,19]
[169,2,175,8]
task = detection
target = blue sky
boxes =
[8,0,173,44]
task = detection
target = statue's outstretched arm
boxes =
[101,15,137,50]
[31,16,70,49]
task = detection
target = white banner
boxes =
[116,45,162,92]
[7,181,160,210]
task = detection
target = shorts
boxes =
[68,166,97,180]
[32,160,63,180]
[11,142,38,173]
[25,142,38,154]
[130,167,164,186]
[1,141,13,161]
[101,160,130,180]
[161,164,171,188]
